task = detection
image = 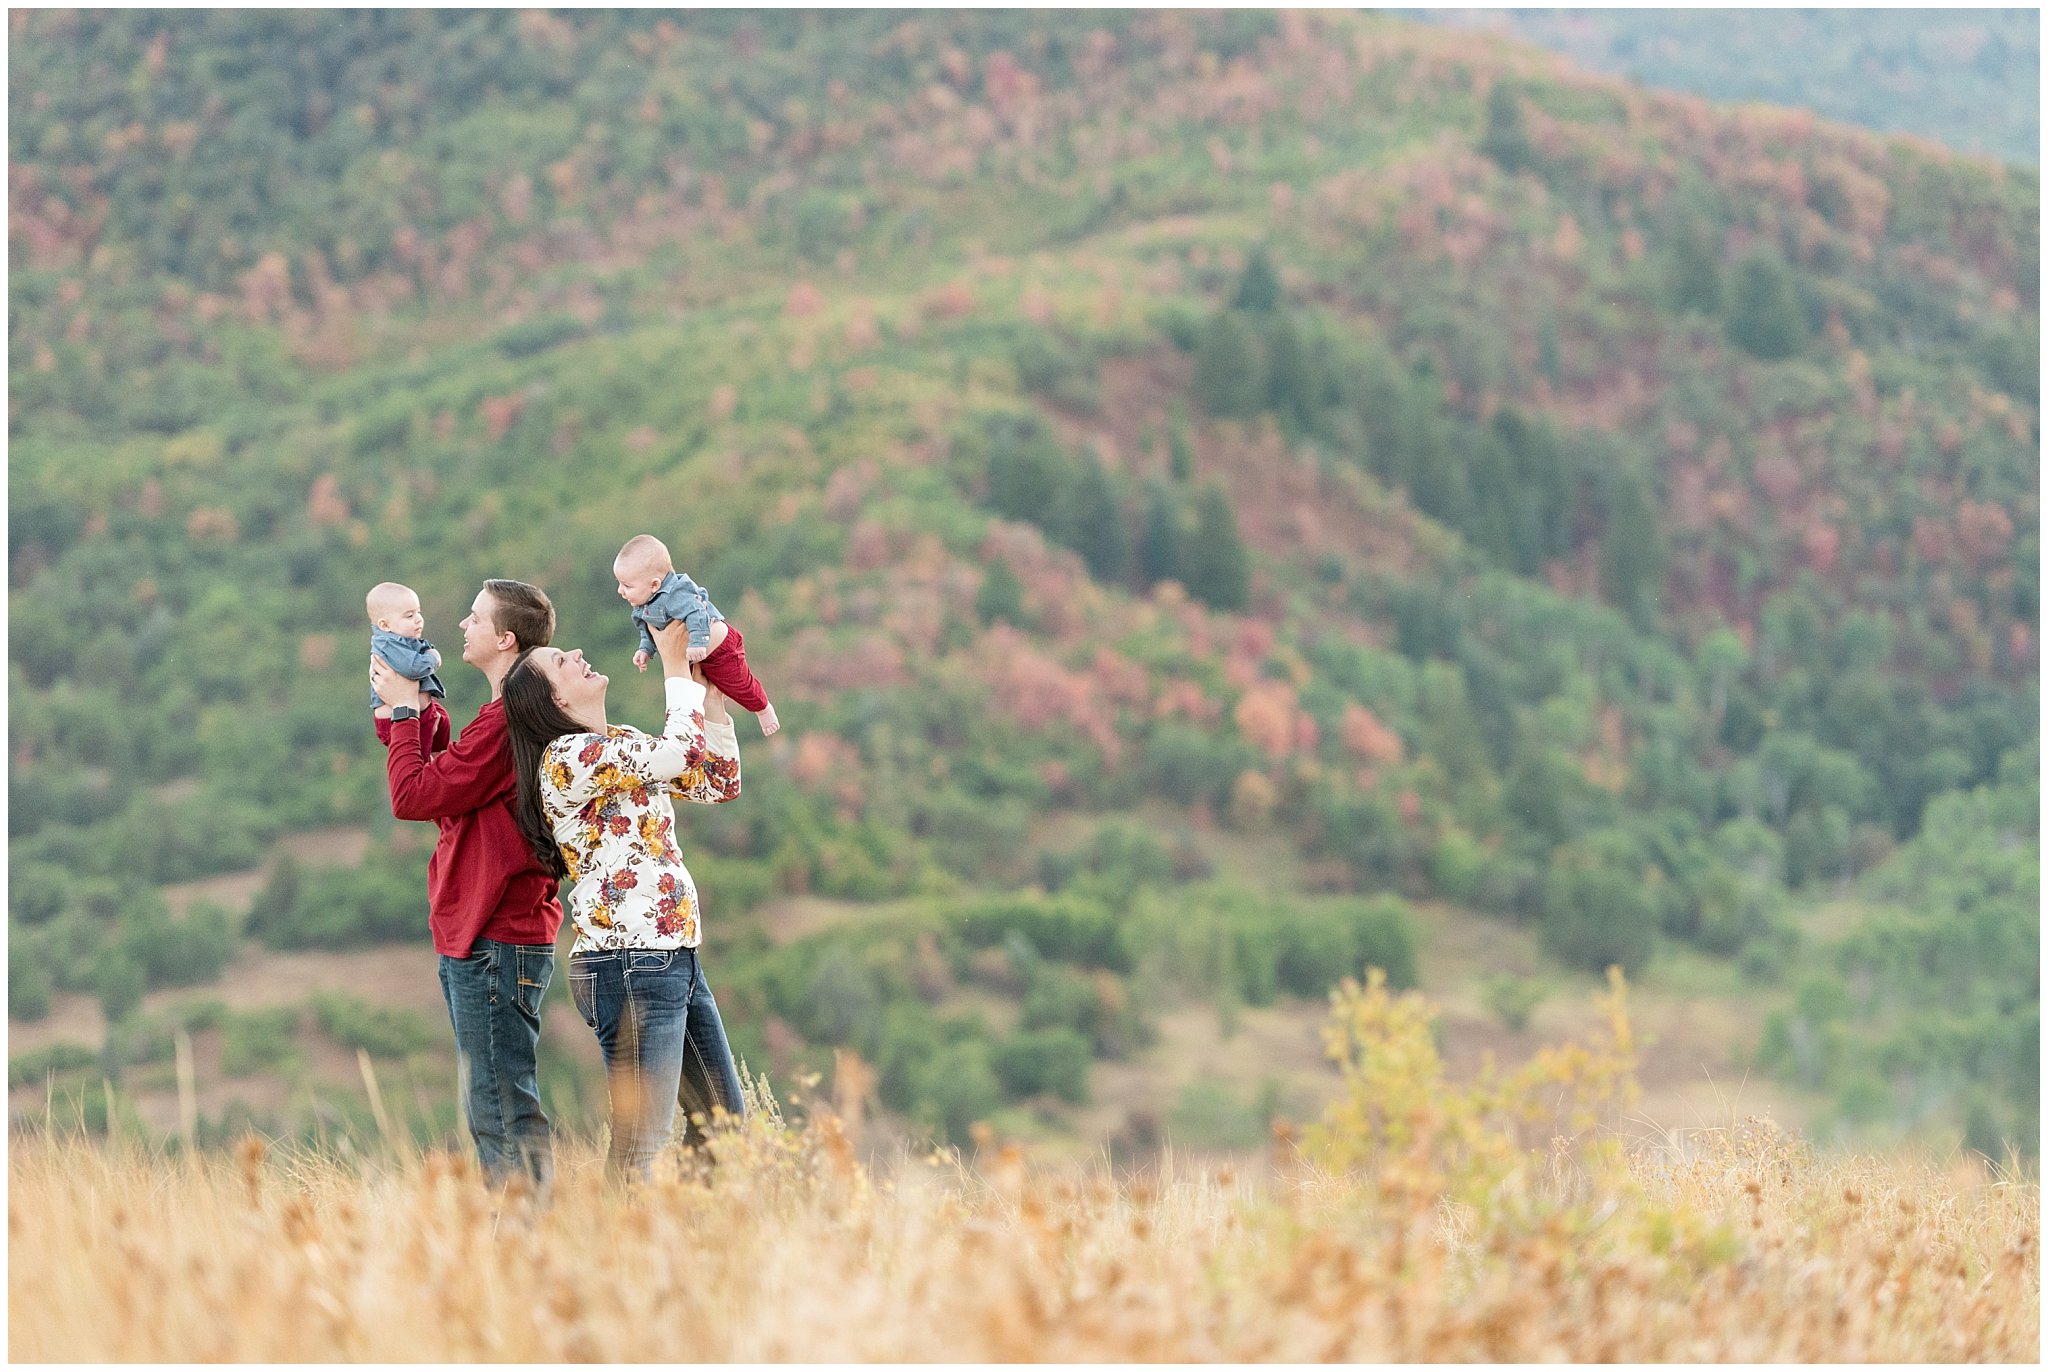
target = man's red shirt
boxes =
[376,698,563,957]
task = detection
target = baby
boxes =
[366,581,446,708]
[614,533,780,735]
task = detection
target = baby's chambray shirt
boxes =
[539,675,741,951]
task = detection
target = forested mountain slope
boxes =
[8,10,2036,1156]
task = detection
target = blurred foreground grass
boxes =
[10,974,2036,1361]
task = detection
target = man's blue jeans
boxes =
[438,938,554,1191]
[568,946,747,1182]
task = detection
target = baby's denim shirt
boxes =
[370,629,446,707]
[631,571,724,656]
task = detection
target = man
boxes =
[370,578,562,1192]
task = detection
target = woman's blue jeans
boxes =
[568,946,747,1182]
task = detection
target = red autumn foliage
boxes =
[1233,680,1302,760]
[306,473,351,527]
[785,281,824,318]
[480,393,526,442]
[1340,703,1404,767]
[1954,500,2014,570]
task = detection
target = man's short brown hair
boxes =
[482,578,555,651]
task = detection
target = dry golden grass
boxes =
[10,978,2037,1362]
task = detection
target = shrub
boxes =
[1482,975,1546,1033]
[222,1007,302,1077]
[910,1037,1002,1144]
[495,313,587,359]
[10,956,53,1021]
[311,993,437,1059]
[991,1028,1091,1103]
[796,947,885,1053]
[95,953,147,1024]
[245,850,429,949]
[954,894,1132,972]
[1540,844,1656,975]
[8,1040,96,1089]
[120,902,236,989]
[1167,1079,1270,1149]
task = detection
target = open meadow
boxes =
[9,973,2037,1361]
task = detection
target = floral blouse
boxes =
[539,675,742,950]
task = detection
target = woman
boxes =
[501,617,745,1181]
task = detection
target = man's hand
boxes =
[370,653,424,711]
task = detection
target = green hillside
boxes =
[8,10,2037,1159]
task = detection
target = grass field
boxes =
[10,978,2036,1361]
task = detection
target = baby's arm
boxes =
[376,636,440,682]
[682,600,717,661]
[634,616,656,672]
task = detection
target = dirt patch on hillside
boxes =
[161,824,375,917]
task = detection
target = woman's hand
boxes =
[649,619,697,678]
[370,654,423,712]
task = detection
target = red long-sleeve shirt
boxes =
[376,698,563,957]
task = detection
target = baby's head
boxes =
[613,534,675,608]
[366,582,426,639]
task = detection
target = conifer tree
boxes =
[1194,309,1267,419]
[1185,483,1250,611]
[1233,243,1281,313]
[1065,452,1130,582]
[1264,311,1320,433]
[1168,407,1195,480]
[1598,471,1665,628]
[976,557,1025,627]
[1725,250,1806,360]
[1478,82,1534,175]
[1139,478,1184,586]
[1667,213,1723,315]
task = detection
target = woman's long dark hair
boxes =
[500,648,588,881]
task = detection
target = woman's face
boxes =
[533,646,607,719]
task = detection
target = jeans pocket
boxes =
[569,967,599,1030]
[626,949,675,976]
[515,946,555,1018]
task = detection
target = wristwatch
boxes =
[390,705,421,723]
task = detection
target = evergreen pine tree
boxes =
[1598,471,1665,628]
[1065,452,1130,582]
[986,419,1068,525]
[1233,243,1281,312]
[1194,309,1267,419]
[975,557,1025,626]
[1185,483,1250,612]
[1667,213,1723,315]
[1264,311,1319,433]
[1139,478,1184,586]
[1167,409,1195,480]
[1725,250,1806,360]
[1478,82,1535,175]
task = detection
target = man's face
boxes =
[460,589,505,665]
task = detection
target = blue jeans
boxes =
[438,938,555,1192]
[568,946,746,1182]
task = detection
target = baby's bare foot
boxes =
[759,703,781,737]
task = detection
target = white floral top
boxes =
[539,676,742,950]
